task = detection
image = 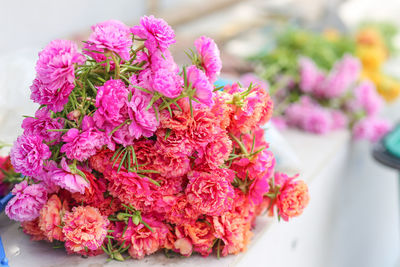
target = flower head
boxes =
[39,194,68,241]
[187,65,214,107]
[10,134,51,177]
[84,20,132,62]
[194,36,222,83]
[186,169,235,216]
[5,181,48,222]
[277,177,310,221]
[131,15,175,52]
[63,206,110,253]
[22,108,64,143]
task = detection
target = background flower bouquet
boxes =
[4,16,309,261]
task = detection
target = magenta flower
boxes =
[194,36,222,83]
[125,89,160,139]
[61,116,113,161]
[186,65,214,107]
[5,181,48,222]
[248,173,269,206]
[298,57,325,93]
[94,79,129,129]
[35,39,85,89]
[353,80,384,116]
[84,20,132,62]
[48,158,89,194]
[131,15,175,52]
[22,108,64,143]
[151,68,183,98]
[30,78,75,112]
[10,134,51,177]
[314,54,361,99]
[353,116,391,142]
[186,169,235,216]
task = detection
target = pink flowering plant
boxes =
[267,55,391,142]
[5,16,309,261]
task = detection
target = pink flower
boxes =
[186,65,214,107]
[21,219,47,241]
[94,79,129,130]
[10,134,51,177]
[187,108,219,146]
[84,20,132,62]
[30,78,74,112]
[35,39,85,90]
[314,54,361,99]
[22,108,64,143]
[153,151,191,178]
[62,206,110,253]
[131,15,175,53]
[5,181,48,222]
[194,36,222,83]
[39,194,67,242]
[248,174,269,206]
[298,57,325,93]
[186,169,235,216]
[195,131,232,169]
[114,217,168,259]
[331,110,348,130]
[151,68,183,98]
[353,81,384,116]
[276,177,310,221]
[353,116,392,142]
[61,116,112,161]
[48,158,90,194]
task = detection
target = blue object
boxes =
[0,236,9,267]
[0,193,13,213]
[0,193,13,267]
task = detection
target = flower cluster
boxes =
[5,17,309,261]
[271,55,391,142]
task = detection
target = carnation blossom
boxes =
[39,194,67,242]
[62,206,109,253]
[84,20,132,62]
[186,169,235,216]
[61,116,112,161]
[353,80,384,116]
[5,181,48,222]
[30,78,75,112]
[10,134,51,177]
[22,108,64,143]
[131,15,175,52]
[48,158,90,194]
[114,217,169,259]
[186,65,214,107]
[32,40,85,112]
[277,178,310,221]
[194,36,222,83]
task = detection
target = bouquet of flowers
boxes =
[0,155,19,197]
[270,54,391,142]
[4,16,309,261]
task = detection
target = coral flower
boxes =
[39,194,68,242]
[186,169,235,216]
[21,219,47,241]
[277,179,310,221]
[62,206,110,253]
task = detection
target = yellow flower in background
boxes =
[323,28,341,42]
[356,27,386,48]
[376,74,400,102]
[356,45,386,72]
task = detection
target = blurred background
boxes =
[1,0,400,266]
